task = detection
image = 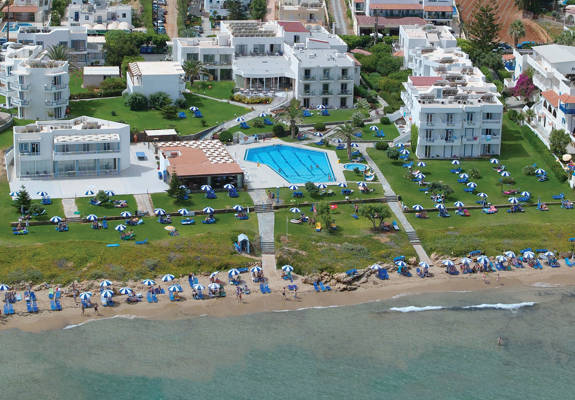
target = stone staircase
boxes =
[407,231,421,244]
[260,240,275,254]
[384,195,399,202]
[254,203,273,213]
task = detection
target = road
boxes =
[166,0,178,38]
[330,0,350,35]
[265,0,277,21]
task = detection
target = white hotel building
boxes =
[12,116,130,179]
[400,25,503,159]
[0,43,69,120]
[171,21,360,109]
[66,0,132,29]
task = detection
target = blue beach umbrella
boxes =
[50,216,62,224]
[316,104,326,110]
[222,184,234,191]
[168,284,182,293]
[250,266,263,274]
[454,201,465,208]
[435,203,446,210]
[178,185,188,190]
[100,280,112,288]
[115,224,126,232]
[477,192,488,199]
[101,289,114,298]
[337,182,347,188]
[189,106,199,111]
[233,205,243,212]
[79,292,92,300]
[520,191,531,198]
[142,279,156,286]
[0,284,10,291]
[466,182,478,189]
[120,211,132,218]
[85,190,95,196]
[154,208,166,216]
[418,261,430,269]
[208,282,220,291]
[490,158,499,164]
[535,168,546,175]
[282,265,294,273]
[288,184,299,191]
[504,251,516,258]
[105,190,115,196]
[544,251,555,258]
[357,181,368,188]
[201,185,212,192]
[259,112,268,117]
[290,207,301,213]
[395,143,404,148]
[316,183,327,189]
[417,161,427,168]
[500,171,511,177]
[414,173,425,181]
[334,138,343,144]
[209,271,219,279]
[162,274,175,282]
[235,116,245,122]
[119,287,133,295]
[228,268,240,277]
[395,260,407,268]
[86,214,98,221]
[477,255,490,265]
[313,132,324,137]
[178,208,190,216]
[496,255,507,263]
[369,264,382,271]
[193,284,205,291]
[442,260,454,267]
[400,149,410,156]
[369,125,379,131]
[350,143,359,148]
[37,191,48,197]
[412,204,424,211]
[203,207,214,214]
[460,257,473,266]
[459,173,469,179]
[523,251,535,260]
[451,160,460,165]
[9,191,19,197]
[508,197,519,205]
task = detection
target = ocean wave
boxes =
[531,282,560,288]
[389,302,536,313]
[390,306,445,313]
[392,293,413,299]
[63,314,139,330]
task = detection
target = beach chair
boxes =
[402,161,413,168]
[377,269,389,280]
[90,198,101,206]
[319,282,331,291]
[375,130,385,138]
[41,196,52,205]
[321,109,330,116]
[178,111,186,119]
[206,190,217,199]
[450,168,462,174]
[564,258,575,267]
[26,300,33,313]
[102,220,108,229]
[228,188,239,198]
[463,187,475,193]
[146,292,154,303]
[416,268,425,278]
[346,268,357,276]
[552,193,565,200]
[240,122,250,129]
[195,291,204,300]
[194,110,203,118]
[303,110,312,117]
[313,282,321,292]
[354,132,362,138]
[169,292,180,301]
[392,221,400,231]
[336,144,345,150]
[263,118,273,125]
[264,284,271,293]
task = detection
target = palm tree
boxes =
[509,19,525,48]
[336,123,356,160]
[524,108,535,124]
[182,60,209,86]
[355,98,370,116]
[46,44,77,71]
[286,98,301,139]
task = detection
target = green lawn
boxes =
[278,108,357,124]
[223,117,278,136]
[68,94,249,135]
[75,195,138,218]
[0,118,38,150]
[151,190,254,213]
[69,70,93,95]
[275,204,415,274]
[189,80,235,100]
[276,183,383,206]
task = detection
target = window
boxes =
[203,54,215,64]
[186,53,199,61]
[294,35,300,43]
[303,98,310,108]
[466,112,473,123]
[220,54,231,65]
[322,68,330,79]
[36,41,43,47]
[322,83,329,95]
[446,113,454,125]
[322,98,329,107]
[341,83,348,94]
[340,97,347,108]
[54,107,62,119]
[85,15,89,21]
[122,13,126,18]
[445,129,453,141]
[19,142,40,154]
[465,128,474,137]
[425,129,432,140]
[303,84,310,94]
[426,113,433,124]
[341,68,348,79]
[424,146,431,158]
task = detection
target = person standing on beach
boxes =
[282,287,286,300]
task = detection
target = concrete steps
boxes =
[254,203,273,213]
[260,240,275,254]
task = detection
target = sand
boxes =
[2,261,575,333]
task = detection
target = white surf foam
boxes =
[63,314,138,330]
[531,282,560,288]
[389,305,445,313]
[462,302,535,310]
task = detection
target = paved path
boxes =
[249,189,278,276]
[134,193,155,215]
[166,0,178,38]
[201,16,212,36]
[62,198,78,218]
[331,0,351,35]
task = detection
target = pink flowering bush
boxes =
[513,73,536,99]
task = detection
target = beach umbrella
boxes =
[203,207,214,214]
[154,208,166,216]
[313,132,324,137]
[412,204,424,211]
[523,251,535,260]
[435,203,446,210]
[335,138,343,144]
[0,284,10,291]
[223,183,235,190]
[451,160,460,166]
[400,149,410,156]
[250,266,263,274]
[504,251,516,258]
[259,112,268,117]
[316,104,326,110]
[417,161,427,168]
[466,182,477,189]
[395,260,407,268]
[101,289,114,298]
[508,197,519,205]
[495,255,507,263]
[282,265,294,273]
[142,279,156,286]
[520,191,531,198]
[288,184,299,191]
[563,154,572,162]
[535,168,546,175]
[316,183,327,189]
[290,207,301,213]
[414,173,425,180]
[208,283,220,291]
[168,284,182,293]
[115,224,126,232]
[459,173,469,179]
[357,181,368,188]
[500,171,511,177]
[193,284,205,291]
[235,116,246,122]
[100,280,112,288]
[228,268,240,277]
[477,255,490,265]
[419,261,430,269]
[189,106,199,111]
[350,143,359,148]
[370,263,382,271]
[9,191,19,197]
[454,201,465,208]
[164,226,176,231]
[85,190,95,196]
[178,185,188,190]
[86,214,98,221]
[477,193,488,199]
[120,211,132,218]
[337,182,347,188]
[37,191,48,197]
[442,260,454,267]
[105,190,115,196]
[178,208,190,216]
[50,216,62,224]
[490,158,499,164]
[210,271,219,279]
[233,205,244,212]
[369,125,379,131]
[79,292,92,300]
[544,251,555,258]
[201,185,212,192]
[395,143,404,148]
[162,274,175,282]
[119,287,133,295]
[460,257,473,266]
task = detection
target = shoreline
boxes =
[2,265,575,333]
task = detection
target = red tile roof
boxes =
[542,90,559,108]
[393,50,404,57]
[6,5,38,13]
[354,0,365,3]
[355,15,427,28]
[424,5,453,12]
[560,93,575,104]
[370,3,422,10]
[350,48,372,56]
[161,147,243,177]
[347,53,362,66]
[409,76,441,86]
[502,54,515,61]
[277,21,308,33]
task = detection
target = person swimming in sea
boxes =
[497,336,504,346]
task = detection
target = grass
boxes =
[150,190,254,213]
[69,70,93,95]
[278,108,357,124]
[223,117,278,136]
[367,115,574,255]
[141,0,154,31]
[189,80,235,100]
[75,195,138,218]
[0,118,42,150]
[68,94,249,135]
[276,183,382,205]
[275,204,415,274]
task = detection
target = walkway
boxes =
[330,0,351,35]
[201,16,212,36]
[361,144,432,264]
[249,189,278,278]
[62,198,78,218]
[166,0,179,38]
[134,193,155,215]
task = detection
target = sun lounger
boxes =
[392,221,400,231]
[194,110,203,118]
[181,218,195,225]
[377,269,389,280]
[346,268,357,276]
[321,109,330,116]
[552,193,564,200]
[303,110,312,117]
[533,261,543,269]
[26,301,33,313]
[402,161,413,168]
[336,144,345,150]
[259,283,266,294]
[564,258,575,267]
[135,239,148,245]
[416,268,425,278]
[240,122,250,129]
[549,259,560,268]
[319,282,331,291]
[457,178,468,183]
[263,118,273,125]
[536,249,548,253]
[228,188,239,198]
[450,168,461,174]
[206,190,217,199]
[313,282,320,292]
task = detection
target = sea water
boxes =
[1,286,574,399]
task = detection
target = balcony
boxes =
[15,83,31,91]
[302,75,316,81]
[302,90,316,96]
[11,98,30,106]
[338,90,352,95]
[45,83,69,92]
[54,148,119,156]
[338,75,352,81]
[320,75,331,81]
[321,90,332,95]
[559,104,575,115]
[45,99,68,107]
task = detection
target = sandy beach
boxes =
[2,261,575,333]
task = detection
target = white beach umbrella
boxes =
[316,183,327,189]
[119,287,133,295]
[259,112,268,117]
[435,203,446,210]
[250,266,263,274]
[335,138,343,144]
[316,104,326,110]
[223,183,235,190]
[459,173,469,179]
[454,201,465,208]
[369,125,379,131]
[535,168,546,175]
[357,181,368,188]
[193,284,205,291]
[412,204,424,211]
[508,197,519,205]
[442,260,454,267]
[85,190,95,196]
[154,208,166,216]
[0,284,10,291]
[313,132,324,137]
[142,279,156,286]
[210,271,219,279]
[500,171,511,177]
[400,149,410,156]
[86,214,98,221]
[37,191,48,197]
[79,292,92,300]
[477,255,490,265]
[115,224,127,232]
[490,158,499,164]
[417,161,427,167]
[504,251,516,259]
[203,207,215,214]
[233,205,243,212]
[370,263,382,271]
[178,208,190,216]
[9,191,19,197]
[395,260,407,268]
[523,251,535,260]
[168,284,182,293]
[208,282,221,291]
[477,192,488,199]
[282,265,294,273]
[189,106,199,111]
[495,255,507,263]
[414,173,425,180]
[104,190,115,196]
[288,184,299,191]
[120,211,132,218]
[50,216,62,224]
[520,191,531,198]
[337,182,347,188]
[101,289,114,298]
[451,160,460,165]
[179,185,188,190]
[290,207,301,213]
[418,261,430,269]
[162,274,175,282]
[460,257,473,266]
[235,116,246,122]
[201,185,212,192]
[466,182,478,189]
[544,251,555,258]
[100,280,112,288]
[228,268,240,277]
[350,143,360,148]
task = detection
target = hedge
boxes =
[520,125,569,182]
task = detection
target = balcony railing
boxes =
[54,148,120,155]
[302,75,316,81]
[45,99,68,106]
[45,83,69,91]
[338,90,352,95]
[12,98,30,106]
[559,104,575,115]
[338,75,352,81]
[321,90,332,95]
[320,75,331,81]
[16,83,31,90]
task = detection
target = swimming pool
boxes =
[245,144,335,183]
[2,23,32,33]
[344,163,368,172]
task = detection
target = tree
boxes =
[524,108,535,124]
[99,77,126,96]
[161,105,178,120]
[410,125,418,153]
[360,204,391,231]
[316,202,333,231]
[387,147,400,160]
[250,0,267,20]
[467,0,500,53]
[175,185,188,202]
[13,186,31,213]
[95,190,110,204]
[219,130,233,143]
[550,129,571,156]
[355,98,370,116]
[509,19,526,48]
[305,181,319,196]
[167,174,181,197]
[46,44,69,61]
[182,60,209,86]
[513,73,536,99]
[352,111,364,127]
[514,0,544,13]
[125,93,149,110]
[556,30,575,46]
[104,31,139,66]
[335,123,355,160]
[286,98,301,139]
[224,0,247,20]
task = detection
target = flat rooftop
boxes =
[233,56,294,78]
[14,116,128,134]
[83,66,119,76]
[54,133,120,143]
[533,44,575,64]
[129,61,184,76]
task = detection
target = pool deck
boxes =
[228,139,346,189]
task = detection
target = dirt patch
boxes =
[372,236,391,243]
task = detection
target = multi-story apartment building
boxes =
[126,61,185,101]
[203,0,250,18]
[4,0,51,23]
[400,25,503,159]
[172,21,360,109]
[0,43,69,120]
[513,44,575,137]
[66,0,132,28]
[278,0,327,25]
[16,26,105,66]
[12,116,130,179]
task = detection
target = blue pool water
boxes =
[2,22,32,33]
[245,144,335,183]
[344,163,368,172]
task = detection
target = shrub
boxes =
[552,164,569,182]
[523,165,536,176]
[174,98,187,108]
[375,141,389,150]
[314,122,326,131]
[550,129,570,156]
[387,147,400,160]
[384,105,396,114]
[305,181,319,195]
[380,116,390,125]
[469,168,481,179]
[219,130,233,143]
[253,119,264,128]
[125,93,148,111]
[272,124,287,137]
[149,91,172,109]
[352,111,365,127]
[508,109,519,122]
[161,105,178,120]
[95,190,110,204]
[100,77,125,93]
[410,125,418,153]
